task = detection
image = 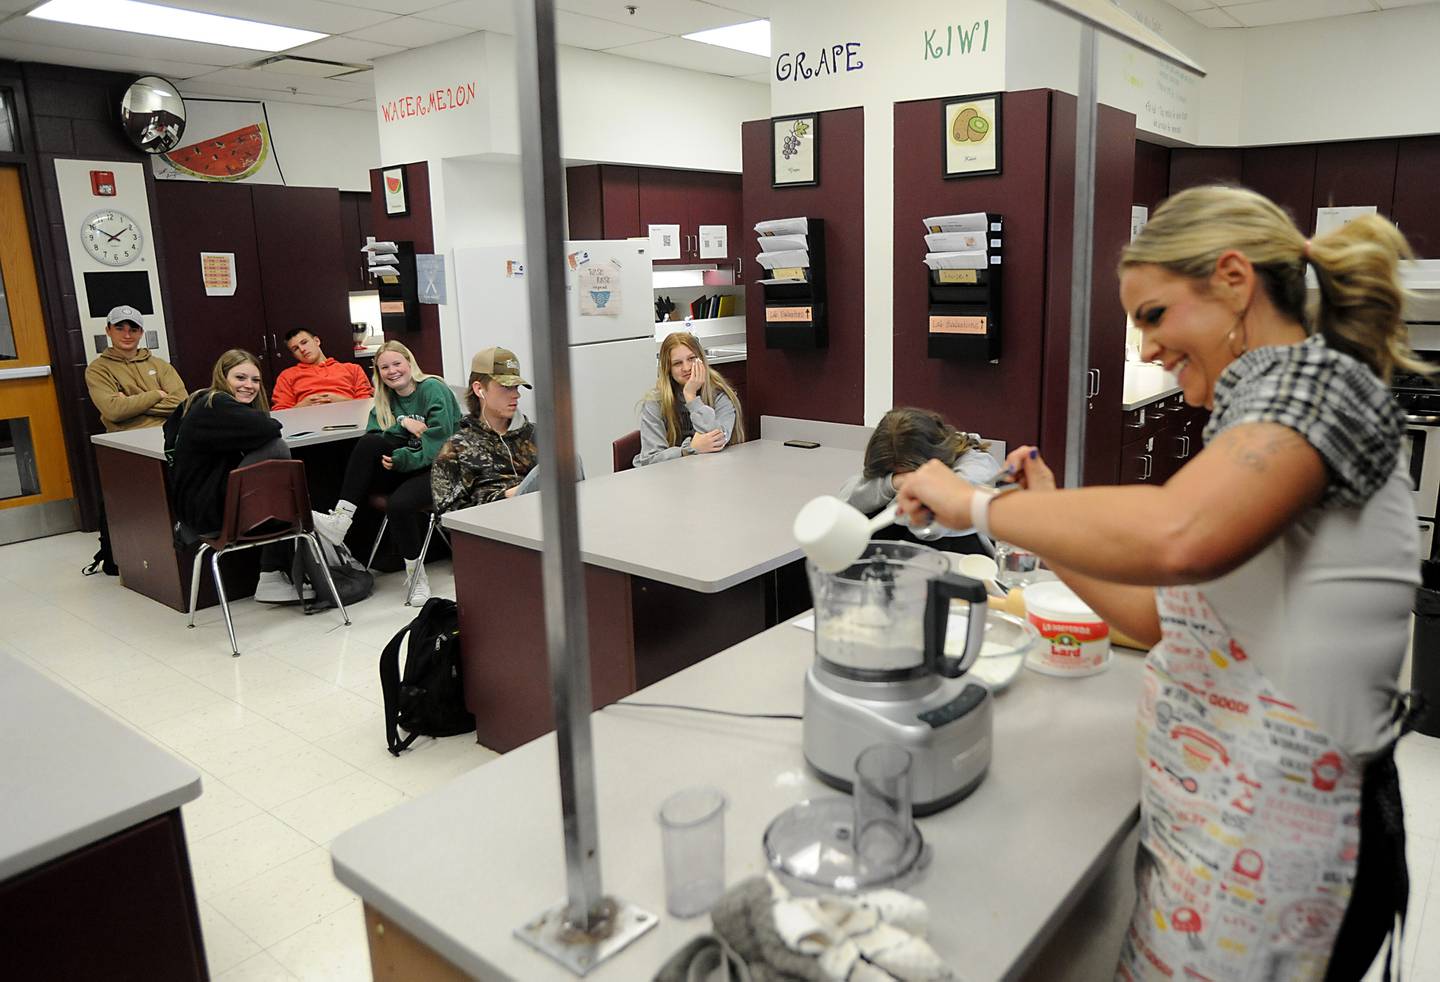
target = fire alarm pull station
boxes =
[90,170,116,196]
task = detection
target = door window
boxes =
[0,417,40,499]
[0,259,14,361]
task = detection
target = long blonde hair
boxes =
[646,332,747,446]
[1120,185,1425,383]
[200,348,269,412]
[371,340,442,430]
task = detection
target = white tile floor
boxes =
[5,530,1440,980]
[3,532,495,981]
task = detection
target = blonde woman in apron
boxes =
[896,185,1419,980]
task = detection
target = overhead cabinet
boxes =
[567,164,742,265]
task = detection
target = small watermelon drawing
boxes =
[163,123,269,182]
[385,174,403,194]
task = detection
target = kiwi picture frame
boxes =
[942,93,1002,179]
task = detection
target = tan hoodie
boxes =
[85,347,188,432]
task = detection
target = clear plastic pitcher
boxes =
[807,541,987,681]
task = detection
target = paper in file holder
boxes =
[924,213,1003,361]
[757,217,827,349]
[368,238,420,333]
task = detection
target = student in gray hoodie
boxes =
[634,331,746,467]
[840,407,1001,555]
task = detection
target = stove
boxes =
[1393,357,1440,559]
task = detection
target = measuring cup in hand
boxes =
[793,496,905,573]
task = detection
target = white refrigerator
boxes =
[452,240,657,476]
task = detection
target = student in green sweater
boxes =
[312,341,460,601]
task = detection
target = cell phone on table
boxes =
[322,424,358,431]
[784,439,821,449]
[285,431,314,439]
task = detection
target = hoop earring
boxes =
[1226,314,1249,358]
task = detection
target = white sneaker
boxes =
[254,570,314,603]
[311,509,352,547]
[404,559,431,606]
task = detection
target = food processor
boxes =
[802,541,994,815]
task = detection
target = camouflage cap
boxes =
[471,346,532,388]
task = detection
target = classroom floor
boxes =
[3,530,1438,980]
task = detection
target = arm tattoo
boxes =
[1218,425,1305,474]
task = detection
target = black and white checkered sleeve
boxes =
[1203,339,1404,508]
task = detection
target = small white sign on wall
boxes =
[698,225,728,259]
[649,224,681,261]
[1315,205,1377,236]
[1130,205,1148,242]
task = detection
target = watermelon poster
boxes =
[153,100,285,185]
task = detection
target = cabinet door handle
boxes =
[1180,435,1190,457]
[1139,454,1152,481]
[1126,408,1146,429]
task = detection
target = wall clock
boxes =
[80,208,144,266]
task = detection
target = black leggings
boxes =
[340,432,434,561]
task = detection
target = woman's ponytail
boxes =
[1309,214,1427,383]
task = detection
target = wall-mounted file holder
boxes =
[376,241,421,333]
[925,214,1002,361]
[758,218,827,349]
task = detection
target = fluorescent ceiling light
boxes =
[683,19,769,58]
[29,0,326,52]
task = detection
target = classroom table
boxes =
[0,652,207,979]
[439,439,863,751]
[90,399,373,611]
[330,617,1145,982]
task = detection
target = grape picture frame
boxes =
[942,93,1002,179]
[772,113,819,188]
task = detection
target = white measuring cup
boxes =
[792,497,902,573]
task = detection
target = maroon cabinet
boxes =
[1314,140,1398,226]
[339,190,375,292]
[1241,145,1317,233]
[1392,136,1440,257]
[1168,148,1243,194]
[568,164,742,264]
[155,182,360,391]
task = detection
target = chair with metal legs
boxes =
[364,496,449,606]
[187,460,351,656]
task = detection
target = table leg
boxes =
[453,533,637,752]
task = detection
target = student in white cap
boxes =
[84,305,187,432]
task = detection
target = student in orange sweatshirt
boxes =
[270,328,374,410]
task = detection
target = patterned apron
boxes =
[1118,585,1363,982]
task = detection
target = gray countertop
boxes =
[1120,385,1183,412]
[90,398,375,461]
[0,653,201,882]
[331,618,1143,982]
[441,439,864,593]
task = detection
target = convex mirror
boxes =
[120,76,186,154]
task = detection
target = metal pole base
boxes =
[514,896,657,977]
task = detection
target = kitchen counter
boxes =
[331,617,1144,982]
[1121,361,1182,411]
[0,652,201,880]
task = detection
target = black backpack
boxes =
[293,535,374,612]
[379,598,476,755]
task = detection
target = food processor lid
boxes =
[762,797,926,893]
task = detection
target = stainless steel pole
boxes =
[1064,24,1099,490]
[512,0,654,972]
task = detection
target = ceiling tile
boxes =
[704,0,771,16]
[318,0,454,13]
[346,15,476,46]
[0,39,218,78]
[555,0,756,35]
[1163,0,1216,10]
[1188,7,1243,26]
[194,66,375,97]
[284,35,405,62]
[153,0,394,35]
[0,17,268,66]
[1224,0,1372,26]
[604,35,767,76]
[414,0,513,31]
[556,11,664,48]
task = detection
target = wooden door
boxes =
[252,186,352,374]
[1392,137,1440,257]
[0,166,73,530]
[153,182,267,389]
[637,167,693,264]
[684,171,742,263]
